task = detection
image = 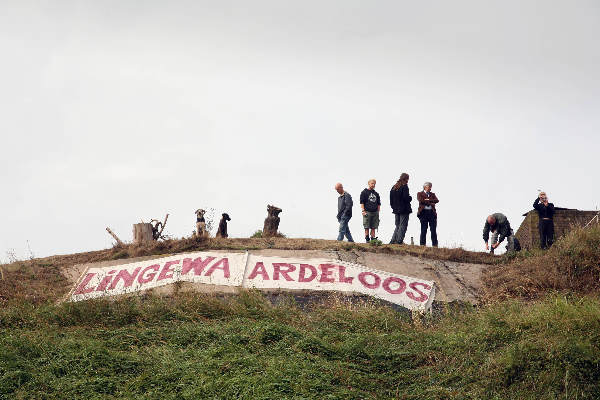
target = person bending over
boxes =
[483,213,515,253]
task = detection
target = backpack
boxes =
[512,237,522,252]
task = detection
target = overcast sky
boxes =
[1,0,599,260]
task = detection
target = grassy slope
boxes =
[1,292,599,399]
[2,228,600,399]
[484,225,600,300]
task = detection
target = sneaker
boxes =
[365,236,370,243]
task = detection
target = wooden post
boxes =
[133,223,154,244]
[106,227,124,246]
[158,213,169,238]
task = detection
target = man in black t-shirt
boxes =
[360,179,381,242]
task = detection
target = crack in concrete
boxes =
[329,250,360,265]
[432,260,480,301]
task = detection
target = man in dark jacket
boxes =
[533,192,555,249]
[483,213,515,253]
[389,173,412,244]
[335,182,354,242]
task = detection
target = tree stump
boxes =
[263,205,282,237]
[133,223,154,243]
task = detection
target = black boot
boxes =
[365,236,370,243]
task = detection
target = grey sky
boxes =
[2,0,599,259]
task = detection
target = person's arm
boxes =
[430,193,439,204]
[483,223,490,250]
[548,203,555,218]
[402,186,411,202]
[344,194,353,216]
[377,192,381,212]
[417,191,426,206]
[359,190,366,215]
[533,197,541,210]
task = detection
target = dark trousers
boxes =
[539,220,554,249]
[419,210,438,246]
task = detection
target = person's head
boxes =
[423,182,432,192]
[487,215,496,225]
[539,191,548,202]
[367,179,376,190]
[392,173,409,190]
[335,182,344,195]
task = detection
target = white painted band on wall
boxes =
[69,251,435,311]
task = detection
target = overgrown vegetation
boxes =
[484,225,600,300]
[250,229,264,238]
[369,238,383,247]
[250,230,287,238]
[1,291,599,399]
[2,227,600,398]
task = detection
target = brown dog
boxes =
[195,209,207,237]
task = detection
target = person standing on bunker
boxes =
[389,173,412,244]
[483,213,515,253]
[360,179,381,242]
[335,182,354,242]
[533,191,555,249]
[417,182,439,247]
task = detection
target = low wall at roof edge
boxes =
[64,249,488,310]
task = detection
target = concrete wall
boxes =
[515,209,598,249]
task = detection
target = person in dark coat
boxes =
[389,173,412,244]
[533,192,555,249]
[335,182,354,242]
[417,182,439,247]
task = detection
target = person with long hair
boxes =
[389,173,412,244]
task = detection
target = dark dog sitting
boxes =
[216,213,231,238]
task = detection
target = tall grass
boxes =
[1,291,599,399]
[484,225,600,300]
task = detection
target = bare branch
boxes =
[106,227,124,246]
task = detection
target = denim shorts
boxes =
[362,211,380,229]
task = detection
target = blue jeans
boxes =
[337,217,354,242]
[390,213,409,244]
